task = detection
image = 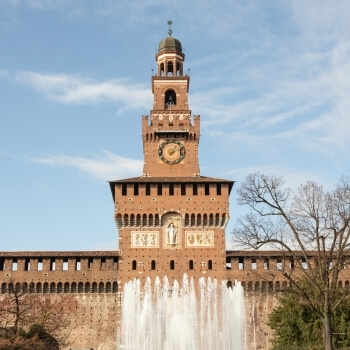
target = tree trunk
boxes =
[323,292,333,350]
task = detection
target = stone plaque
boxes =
[186,231,214,248]
[131,231,159,248]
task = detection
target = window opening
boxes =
[12,258,18,271]
[264,259,269,270]
[169,183,174,196]
[277,259,282,270]
[205,183,210,195]
[165,90,176,107]
[76,258,81,271]
[24,258,30,271]
[251,258,257,270]
[122,183,127,196]
[38,258,43,271]
[134,183,139,196]
[63,258,68,271]
[50,258,56,271]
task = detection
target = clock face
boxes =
[158,139,185,164]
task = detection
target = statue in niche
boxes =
[167,222,177,245]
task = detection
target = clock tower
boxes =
[109,22,234,287]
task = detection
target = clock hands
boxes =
[168,146,178,155]
[158,140,186,164]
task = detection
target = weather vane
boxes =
[167,20,173,36]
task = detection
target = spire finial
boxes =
[167,20,173,36]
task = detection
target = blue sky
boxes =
[1,0,349,251]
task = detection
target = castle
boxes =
[1,25,348,350]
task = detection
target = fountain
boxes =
[120,274,246,350]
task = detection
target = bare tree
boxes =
[0,281,72,347]
[232,172,350,350]
[27,295,72,346]
[0,281,35,336]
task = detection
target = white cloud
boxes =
[0,69,9,78]
[187,3,350,158]
[15,71,152,111]
[31,151,143,181]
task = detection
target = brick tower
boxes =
[109,22,234,288]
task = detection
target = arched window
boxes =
[155,214,160,226]
[78,282,84,293]
[130,214,135,226]
[116,214,122,228]
[165,90,176,107]
[15,282,21,293]
[197,214,201,226]
[151,260,156,270]
[64,282,70,293]
[208,260,213,270]
[29,282,35,293]
[227,281,233,289]
[275,281,281,291]
[160,63,165,76]
[167,61,174,76]
[222,213,226,226]
[189,260,194,270]
[142,214,147,226]
[136,214,141,226]
[132,260,137,270]
[215,213,220,226]
[123,214,129,226]
[57,282,63,293]
[50,282,55,293]
[203,214,208,226]
[112,282,118,293]
[209,214,214,226]
[85,282,90,293]
[43,282,49,293]
[92,282,97,293]
[191,214,195,226]
[149,214,153,226]
[71,282,77,293]
[176,62,182,76]
[254,281,260,292]
[99,282,104,293]
[185,214,189,226]
[170,260,175,270]
[37,282,42,293]
[106,282,111,293]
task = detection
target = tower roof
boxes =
[158,36,182,53]
[158,20,182,53]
